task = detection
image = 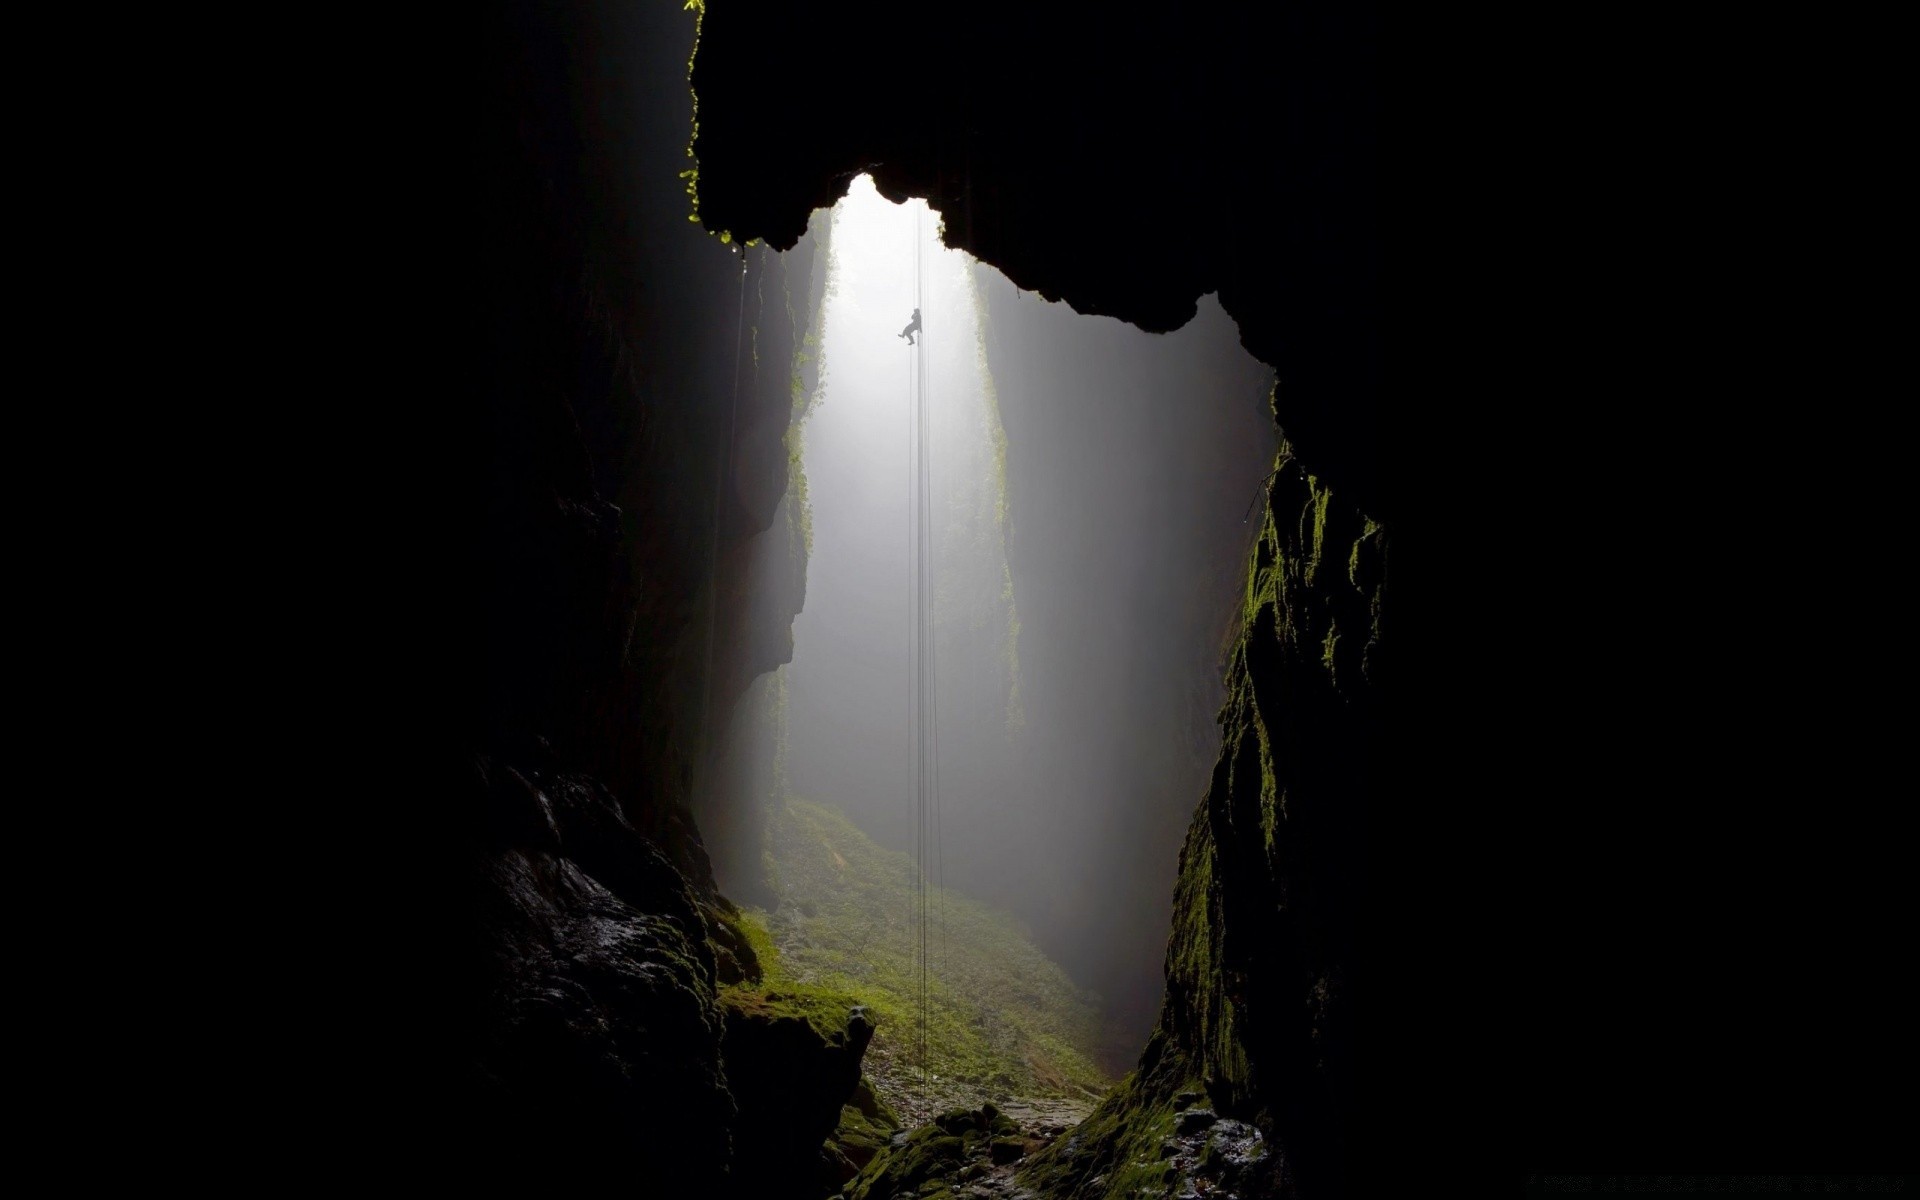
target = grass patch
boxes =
[746,798,1109,1110]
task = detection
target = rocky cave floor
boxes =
[863,1041,1104,1131]
[834,1091,1268,1200]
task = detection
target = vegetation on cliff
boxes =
[1018,426,1384,1199]
[734,797,1109,1123]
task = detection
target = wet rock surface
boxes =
[1153,1117,1267,1199]
[451,1,833,1187]
[463,760,733,1189]
[836,1098,1097,1200]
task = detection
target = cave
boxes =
[404,3,1913,1197]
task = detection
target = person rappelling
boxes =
[898,307,922,346]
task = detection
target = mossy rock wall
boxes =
[1022,428,1384,1198]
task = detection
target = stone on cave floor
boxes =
[835,1095,1094,1200]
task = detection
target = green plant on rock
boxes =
[751,798,1108,1113]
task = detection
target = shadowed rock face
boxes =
[691,1,1379,518]
[723,1004,877,1195]
[997,442,1379,1200]
[464,760,734,1186]
[457,1,841,1190]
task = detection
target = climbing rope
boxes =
[914,205,931,1113]
[902,203,951,1116]
[903,208,923,1114]
[901,203,952,1119]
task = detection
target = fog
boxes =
[713,176,1276,1065]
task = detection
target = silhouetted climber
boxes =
[897,308,922,346]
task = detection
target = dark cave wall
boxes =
[967,271,1280,1065]
[459,1,837,1188]
[691,1,1378,517]
[698,211,833,906]
[708,219,831,719]
[1011,442,1379,1200]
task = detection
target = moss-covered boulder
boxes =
[707,896,765,986]
[720,985,876,1198]
[840,1102,1050,1200]
[832,1077,902,1172]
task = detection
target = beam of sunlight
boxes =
[787,175,1019,857]
[718,172,1279,1110]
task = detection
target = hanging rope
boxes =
[903,206,923,1113]
[914,204,930,1112]
[904,202,947,1117]
[927,227,947,982]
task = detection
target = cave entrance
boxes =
[705,174,1278,1127]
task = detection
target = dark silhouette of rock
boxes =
[692,2,1379,518]
[723,1004,877,1196]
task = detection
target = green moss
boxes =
[844,1121,979,1200]
[783,208,835,562]
[716,905,862,1041]
[1257,722,1282,843]
[1040,424,1382,1199]
[719,983,863,1044]
[1017,1044,1201,1200]
[678,5,740,245]
[786,426,815,555]
[706,898,766,985]
[967,263,1026,740]
[724,902,779,975]
[754,799,1108,1104]
[681,3,708,226]
[1305,474,1331,583]
[833,1077,902,1170]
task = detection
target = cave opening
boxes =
[412,0,1913,1191]
[459,3,1378,1195]
[696,173,1279,1131]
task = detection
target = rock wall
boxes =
[464,762,734,1184]
[1020,437,1382,1198]
[723,998,877,1196]
[453,1,846,1189]
[691,1,1378,516]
